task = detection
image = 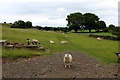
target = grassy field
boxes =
[80,32,116,37]
[2,24,118,64]
[72,30,116,37]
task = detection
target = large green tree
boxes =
[66,12,83,33]
[11,20,32,28]
[17,20,26,28]
[25,21,32,28]
[96,20,106,31]
[83,13,99,32]
[111,27,120,40]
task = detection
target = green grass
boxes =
[80,32,116,37]
[2,24,118,64]
[2,48,52,60]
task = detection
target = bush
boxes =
[11,20,32,29]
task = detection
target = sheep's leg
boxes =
[65,65,66,68]
[64,63,67,68]
[68,63,71,68]
[68,65,70,68]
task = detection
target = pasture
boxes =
[2,24,118,64]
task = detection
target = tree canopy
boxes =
[111,27,120,40]
[66,12,83,32]
[11,20,33,28]
[66,12,107,33]
[95,20,106,32]
[83,13,99,32]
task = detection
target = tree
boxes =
[111,27,120,40]
[11,20,25,28]
[25,21,32,28]
[53,27,59,31]
[66,12,83,33]
[37,26,42,30]
[96,20,106,32]
[4,22,6,24]
[108,24,115,32]
[11,20,33,29]
[44,26,51,31]
[83,13,99,32]
[17,20,26,28]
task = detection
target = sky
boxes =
[0,0,119,27]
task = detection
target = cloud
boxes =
[0,0,119,26]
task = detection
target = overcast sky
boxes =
[0,0,119,27]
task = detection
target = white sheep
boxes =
[32,39,40,45]
[63,53,72,68]
[50,40,55,44]
[62,32,65,34]
[37,46,45,51]
[97,37,101,41]
[60,41,67,44]
[5,45,14,49]
[65,36,67,38]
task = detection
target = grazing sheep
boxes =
[5,45,14,49]
[37,46,45,51]
[7,42,18,45]
[15,44,24,49]
[26,39,30,45]
[65,36,67,38]
[63,53,72,68]
[0,40,7,47]
[97,37,101,41]
[50,40,55,44]
[115,53,120,62]
[32,39,40,45]
[60,41,67,44]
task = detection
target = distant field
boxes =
[79,32,116,37]
[71,30,116,37]
[2,24,118,64]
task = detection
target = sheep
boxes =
[65,36,67,38]
[60,41,67,44]
[15,44,24,49]
[37,46,45,51]
[7,42,18,45]
[32,39,40,45]
[114,53,120,62]
[63,53,72,68]
[0,40,7,47]
[50,40,55,44]
[26,39,30,45]
[97,37,101,41]
[5,45,14,49]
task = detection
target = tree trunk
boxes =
[75,29,77,33]
[89,28,91,33]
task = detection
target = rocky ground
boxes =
[2,51,119,78]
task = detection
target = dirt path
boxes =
[2,51,118,78]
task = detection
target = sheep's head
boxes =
[65,54,70,58]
